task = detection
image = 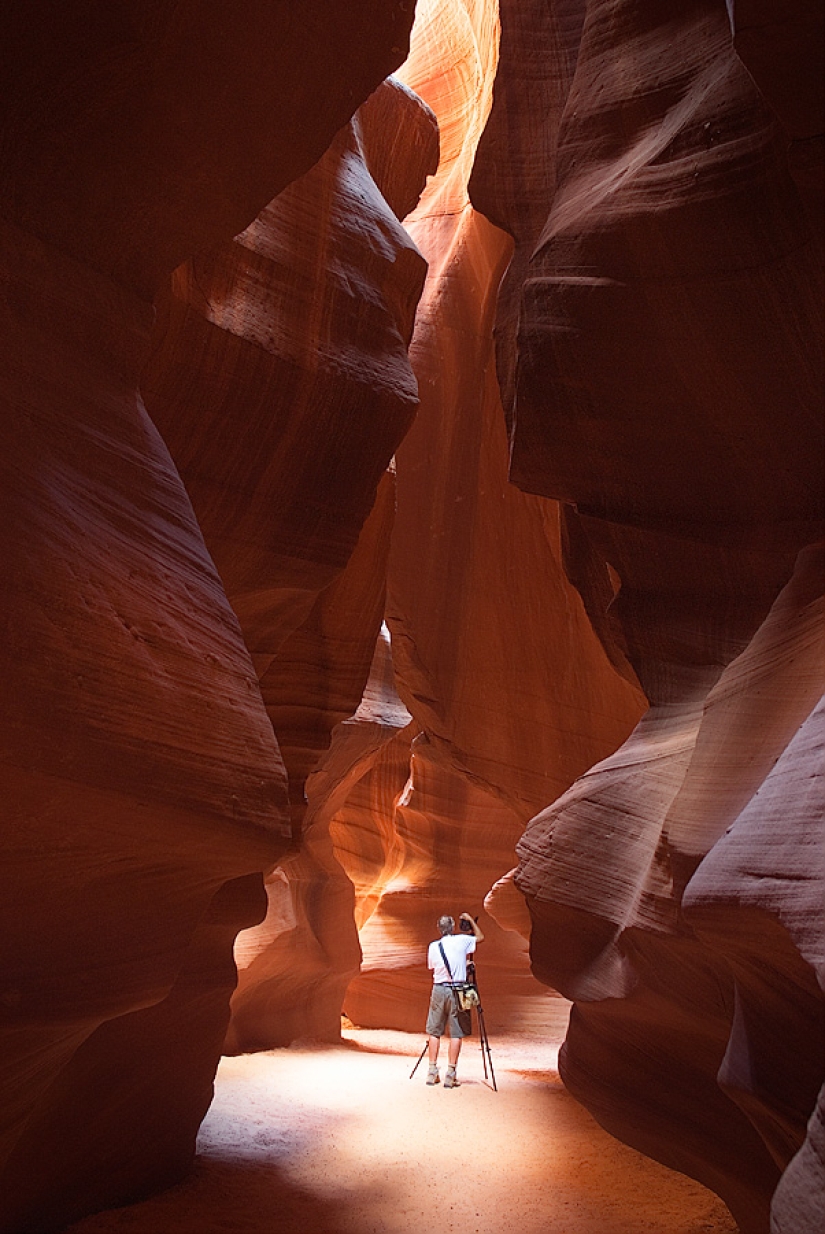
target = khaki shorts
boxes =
[426,984,472,1039]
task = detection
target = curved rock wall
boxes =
[0,4,417,1230]
[470,2,823,1231]
[341,0,645,1034]
[143,77,436,1052]
[1,2,821,1230]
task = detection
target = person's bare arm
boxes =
[460,912,484,942]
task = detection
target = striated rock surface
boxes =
[516,548,824,1230]
[2,2,820,1230]
[224,478,405,1049]
[143,78,436,1053]
[471,1,823,1230]
[0,3,417,1230]
[0,2,419,298]
[143,78,434,616]
[683,550,825,1234]
[342,0,645,1034]
[0,188,289,1234]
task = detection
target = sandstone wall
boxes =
[341,0,645,1034]
[470,2,823,1231]
[1,3,821,1231]
[0,4,416,1229]
[143,78,436,1052]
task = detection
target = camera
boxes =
[459,916,476,933]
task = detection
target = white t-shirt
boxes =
[428,933,476,983]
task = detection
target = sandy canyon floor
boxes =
[67,1013,739,1234]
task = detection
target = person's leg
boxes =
[444,1002,470,1086]
[444,1034,462,1086]
[425,988,449,1083]
[426,1035,441,1084]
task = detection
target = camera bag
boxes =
[438,942,480,1010]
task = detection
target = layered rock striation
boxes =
[471,2,823,1231]
[1,2,821,1231]
[0,4,417,1230]
[143,77,436,1051]
[342,0,645,1034]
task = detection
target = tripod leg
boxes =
[485,1038,497,1092]
[409,1041,429,1080]
[477,1010,489,1079]
[476,1006,497,1092]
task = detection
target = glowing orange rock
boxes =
[341,0,644,1036]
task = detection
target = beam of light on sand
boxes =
[65,1035,738,1231]
[185,1030,738,1234]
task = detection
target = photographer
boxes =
[424,912,484,1088]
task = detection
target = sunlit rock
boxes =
[224,480,408,1049]
[342,0,644,1036]
[1,1,820,1230]
[143,78,435,1052]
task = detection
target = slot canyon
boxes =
[0,2,822,1232]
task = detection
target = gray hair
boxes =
[437,915,455,936]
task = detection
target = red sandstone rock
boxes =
[471,2,824,1230]
[224,479,406,1050]
[342,0,644,1035]
[392,0,642,816]
[0,213,289,1234]
[144,79,435,1053]
[683,553,825,1232]
[2,2,821,1230]
[0,2,419,297]
[0,4,418,1229]
[730,0,824,236]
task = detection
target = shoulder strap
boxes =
[438,940,454,982]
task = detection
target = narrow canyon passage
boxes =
[0,3,821,1233]
[66,1015,736,1234]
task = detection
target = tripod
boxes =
[410,968,497,1091]
[473,979,497,1092]
[410,1039,429,1079]
[468,961,497,1091]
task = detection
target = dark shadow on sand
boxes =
[65,1153,385,1234]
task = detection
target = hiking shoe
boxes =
[426,1068,440,1086]
[444,1071,460,1088]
